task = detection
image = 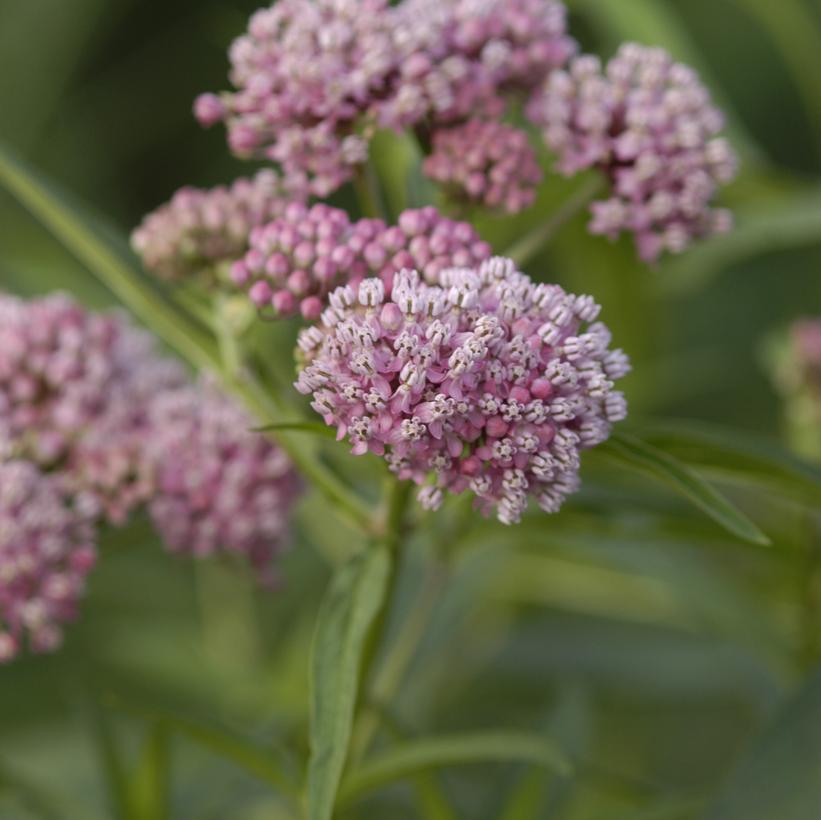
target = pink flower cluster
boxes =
[231,205,492,319]
[527,44,737,262]
[0,293,186,524]
[195,0,575,196]
[0,461,96,662]
[0,293,301,659]
[131,170,290,282]
[423,120,543,213]
[145,382,301,585]
[295,257,629,523]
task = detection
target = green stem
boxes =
[352,163,386,220]
[505,175,604,268]
[213,294,244,377]
[349,480,413,763]
[79,686,132,820]
[349,562,447,764]
[800,512,821,670]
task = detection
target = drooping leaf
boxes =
[703,668,821,820]
[596,433,771,546]
[307,545,393,820]
[636,420,821,507]
[338,731,571,805]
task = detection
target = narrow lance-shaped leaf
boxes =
[307,545,393,820]
[0,142,219,371]
[597,433,771,546]
[338,731,571,805]
[636,420,821,508]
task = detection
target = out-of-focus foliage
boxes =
[1,1,821,818]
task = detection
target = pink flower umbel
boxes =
[527,44,737,262]
[131,170,291,282]
[196,0,574,196]
[145,382,301,583]
[0,461,97,662]
[0,293,186,524]
[231,205,491,320]
[424,120,543,213]
[295,257,629,523]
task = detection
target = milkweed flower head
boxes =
[527,44,737,262]
[0,461,97,662]
[195,0,575,196]
[423,120,543,213]
[295,257,629,523]
[145,382,301,583]
[231,204,492,320]
[131,170,290,282]
[0,293,186,523]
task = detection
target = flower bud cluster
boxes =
[423,120,543,213]
[231,204,492,319]
[132,170,290,282]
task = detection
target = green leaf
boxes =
[252,421,337,439]
[307,545,393,820]
[0,142,219,371]
[703,668,821,820]
[596,433,771,546]
[636,420,821,508]
[338,731,571,805]
[109,692,299,802]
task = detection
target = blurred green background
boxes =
[1,1,821,818]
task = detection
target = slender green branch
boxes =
[505,175,604,267]
[349,480,413,762]
[213,294,244,377]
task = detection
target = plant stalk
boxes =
[505,174,604,268]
